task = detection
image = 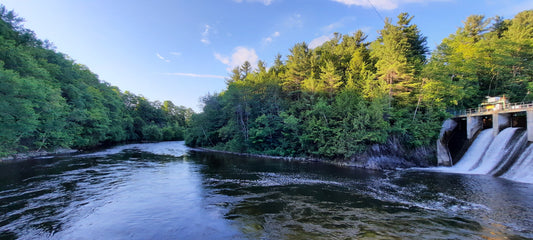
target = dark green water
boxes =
[0,142,532,239]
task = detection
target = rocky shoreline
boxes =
[0,148,78,162]
[1,140,436,171]
[192,138,436,171]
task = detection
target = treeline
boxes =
[0,6,192,157]
[185,10,533,160]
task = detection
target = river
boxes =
[0,141,532,239]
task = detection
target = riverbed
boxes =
[0,141,532,239]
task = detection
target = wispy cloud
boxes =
[322,16,357,33]
[156,53,171,62]
[201,24,211,45]
[163,72,225,79]
[214,53,230,65]
[309,35,332,49]
[287,13,303,28]
[262,31,281,45]
[331,0,448,10]
[170,52,182,56]
[233,0,274,5]
[498,0,533,15]
[214,47,259,71]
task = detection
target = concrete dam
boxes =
[437,99,533,184]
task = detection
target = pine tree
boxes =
[320,60,342,97]
[283,42,311,94]
[371,13,428,107]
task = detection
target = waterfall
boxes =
[451,129,494,172]
[446,127,532,184]
[469,128,521,174]
[502,144,533,184]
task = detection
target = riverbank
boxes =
[192,137,436,171]
[0,139,186,163]
[0,148,78,163]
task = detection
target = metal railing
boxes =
[451,102,533,117]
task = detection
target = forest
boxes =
[185,10,533,160]
[1,5,531,162]
[0,6,192,157]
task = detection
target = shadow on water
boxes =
[191,151,533,239]
[0,148,183,240]
[0,143,532,239]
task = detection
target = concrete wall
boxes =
[467,116,483,140]
[437,119,458,166]
[527,110,533,142]
[493,113,510,136]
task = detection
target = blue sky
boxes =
[2,0,532,111]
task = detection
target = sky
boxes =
[1,0,532,111]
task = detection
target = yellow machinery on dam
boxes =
[480,96,508,111]
[454,96,533,141]
[438,96,533,166]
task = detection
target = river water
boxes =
[0,141,532,239]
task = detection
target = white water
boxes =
[77,141,188,158]
[451,129,494,172]
[445,127,533,184]
[502,144,533,184]
[469,128,518,174]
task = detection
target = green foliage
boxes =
[0,6,192,157]
[185,10,533,162]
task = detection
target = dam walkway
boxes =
[450,102,533,141]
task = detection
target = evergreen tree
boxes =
[371,13,428,107]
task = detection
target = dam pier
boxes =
[438,97,533,168]
[457,102,533,142]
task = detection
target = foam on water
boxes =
[451,128,494,173]
[502,144,533,184]
[469,128,518,174]
[77,141,189,158]
[437,127,533,184]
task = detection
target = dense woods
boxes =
[1,5,531,162]
[0,6,192,157]
[185,10,533,161]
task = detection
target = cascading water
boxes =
[446,127,533,184]
[502,144,533,184]
[451,129,494,172]
[469,128,521,174]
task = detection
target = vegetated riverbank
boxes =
[0,140,183,163]
[0,148,78,162]
[2,137,435,172]
[0,7,192,159]
[184,11,532,170]
[194,136,435,171]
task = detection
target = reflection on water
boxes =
[0,141,532,239]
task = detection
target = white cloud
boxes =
[214,47,259,71]
[233,0,274,5]
[201,24,211,45]
[170,52,182,56]
[309,35,332,49]
[331,0,448,10]
[262,31,281,45]
[156,53,170,62]
[214,53,230,65]
[163,72,225,79]
[287,13,303,28]
[264,37,273,44]
[322,16,357,33]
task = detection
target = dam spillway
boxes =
[437,101,533,184]
[441,127,533,184]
